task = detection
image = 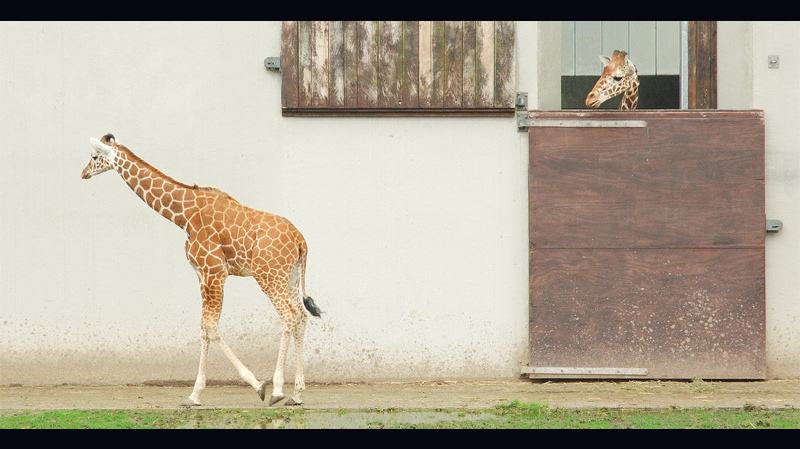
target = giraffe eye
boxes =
[92,155,99,160]
[613,76,623,81]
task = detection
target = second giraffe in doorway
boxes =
[585,50,640,110]
[81,133,322,407]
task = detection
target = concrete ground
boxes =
[2,379,798,410]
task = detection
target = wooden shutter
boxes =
[280,21,516,116]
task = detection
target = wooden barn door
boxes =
[524,110,766,379]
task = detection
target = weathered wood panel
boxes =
[298,21,313,108]
[281,21,516,116]
[494,21,516,108]
[328,21,345,108]
[528,110,765,379]
[280,21,299,109]
[343,21,358,108]
[379,21,403,108]
[689,21,717,109]
[357,21,378,109]
[311,21,329,108]
[402,21,419,109]
[476,21,495,108]
[462,21,477,108]
[444,21,463,108]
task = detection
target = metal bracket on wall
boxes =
[516,92,528,131]
[264,57,281,71]
[766,219,783,233]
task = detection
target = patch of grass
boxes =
[400,404,800,429]
[1,405,798,429]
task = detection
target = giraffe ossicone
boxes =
[585,49,640,111]
[82,133,322,407]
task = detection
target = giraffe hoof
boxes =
[257,381,268,401]
[268,395,286,406]
[180,398,201,407]
[285,398,302,406]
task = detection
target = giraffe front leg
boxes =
[181,328,210,407]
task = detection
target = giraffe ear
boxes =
[599,55,612,67]
[90,137,114,157]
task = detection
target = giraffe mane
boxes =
[116,142,236,200]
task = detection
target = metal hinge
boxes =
[264,57,281,71]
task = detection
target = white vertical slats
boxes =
[656,21,680,75]
[563,21,681,76]
[561,20,575,75]
[574,21,602,76]
[629,21,656,75]
[601,21,628,59]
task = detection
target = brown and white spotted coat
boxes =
[81,134,321,407]
[585,50,640,111]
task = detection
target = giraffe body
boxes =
[81,134,321,407]
[585,50,640,110]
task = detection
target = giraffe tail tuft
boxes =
[303,296,322,317]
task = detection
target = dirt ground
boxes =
[2,379,798,410]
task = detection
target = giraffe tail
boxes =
[303,296,322,317]
[298,238,322,317]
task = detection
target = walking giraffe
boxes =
[81,133,322,407]
[585,50,640,110]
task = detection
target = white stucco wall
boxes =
[1,21,797,386]
[0,21,532,385]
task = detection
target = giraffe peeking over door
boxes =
[81,133,322,407]
[585,50,640,110]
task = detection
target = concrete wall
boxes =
[1,21,797,386]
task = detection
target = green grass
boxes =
[1,404,798,429]
[388,401,800,429]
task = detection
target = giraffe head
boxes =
[81,133,118,179]
[585,50,639,110]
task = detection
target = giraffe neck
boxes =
[619,74,640,111]
[113,145,198,231]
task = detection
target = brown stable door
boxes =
[525,110,765,379]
